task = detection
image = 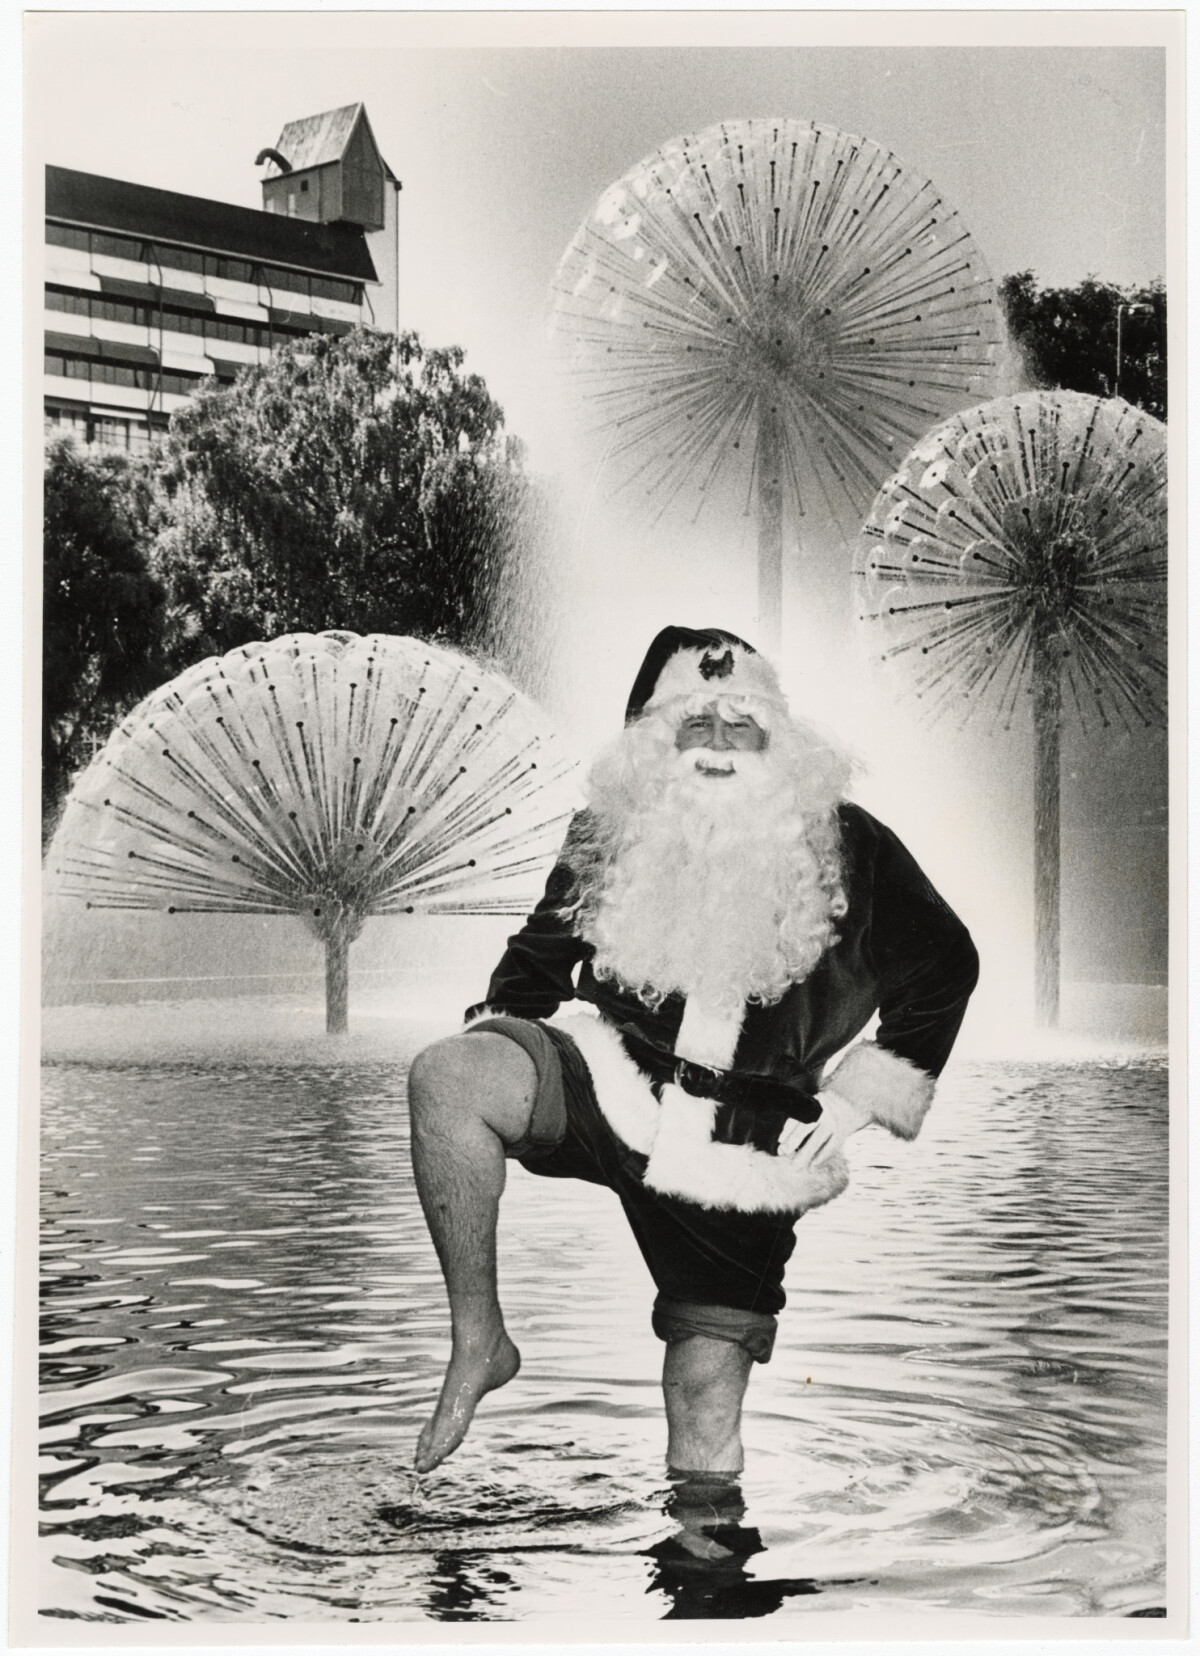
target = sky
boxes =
[26,14,1177,1032]
[29,21,1167,469]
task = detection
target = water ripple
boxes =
[39,1056,1168,1623]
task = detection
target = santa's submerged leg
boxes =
[662,1335,755,1474]
[406,1034,533,1472]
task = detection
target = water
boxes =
[39,1047,1168,1626]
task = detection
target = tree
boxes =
[42,437,182,835]
[1000,272,1166,419]
[156,329,548,676]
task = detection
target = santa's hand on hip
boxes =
[777,1091,874,1164]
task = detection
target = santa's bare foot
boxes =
[414,1328,521,1473]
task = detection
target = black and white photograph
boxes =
[21,10,1181,1638]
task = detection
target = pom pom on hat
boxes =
[625,626,786,724]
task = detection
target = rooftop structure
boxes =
[258,104,399,314]
[44,105,399,453]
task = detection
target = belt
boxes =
[617,1024,822,1130]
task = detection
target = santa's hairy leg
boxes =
[662,1334,755,1475]
[406,1033,533,1472]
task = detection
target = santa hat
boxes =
[624,626,787,724]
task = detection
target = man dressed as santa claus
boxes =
[407,626,979,1476]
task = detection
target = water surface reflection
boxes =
[40,1053,1168,1623]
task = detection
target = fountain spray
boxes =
[48,631,577,1034]
[856,392,1167,1027]
[550,118,1000,650]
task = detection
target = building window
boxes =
[153,244,205,274]
[161,369,203,395]
[160,307,207,337]
[46,288,152,327]
[300,178,310,194]
[262,265,310,296]
[92,416,134,449]
[46,353,87,380]
[44,407,92,441]
[45,408,151,453]
[45,223,90,251]
[206,255,255,284]
[94,360,139,387]
[91,232,145,262]
[310,275,362,305]
[45,351,204,396]
[93,295,144,325]
[45,287,90,315]
[208,317,248,345]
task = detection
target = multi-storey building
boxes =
[44,103,399,453]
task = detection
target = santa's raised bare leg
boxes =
[406,1033,536,1472]
[662,1335,755,1475]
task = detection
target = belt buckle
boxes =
[675,1058,721,1098]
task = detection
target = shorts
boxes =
[464,1016,794,1362]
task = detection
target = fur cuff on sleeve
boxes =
[821,1042,936,1141]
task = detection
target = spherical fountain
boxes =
[48,632,578,1033]
[550,117,1000,648]
[856,391,1168,1026]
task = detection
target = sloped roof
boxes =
[271,103,395,179]
[46,166,379,283]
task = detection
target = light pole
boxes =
[1115,302,1154,400]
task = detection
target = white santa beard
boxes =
[586,748,839,1016]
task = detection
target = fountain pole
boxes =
[325,921,352,1036]
[860,394,1166,1040]
[757,399,783,655]
[1032,631,1061,1028]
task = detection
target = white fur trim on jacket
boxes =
[674,998,744,1070]
[550,1012,849,1216]
[548,1011,660,1155]
[642,1086,850,1216]
[821,1041,936,1141]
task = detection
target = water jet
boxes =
[551,117,1001,650]
[48,631,577,1034]
[856,391,1167,1027]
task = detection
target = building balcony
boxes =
[45,262,100,294]
[45,373,153,413]
[310,294,364,325]
[205,274,268,309]
[72,316,156,351]
[44,245,94,279]
[150,263,208,295]
[43,310,91,341]
[90,251,160,286]
[160,347,214,375]
[203,337,262,365]
[211,295,270,323]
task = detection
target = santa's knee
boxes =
[407,1035,480,1116]
[407,1032,536,1123]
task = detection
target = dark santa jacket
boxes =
[470,802,980,1215]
